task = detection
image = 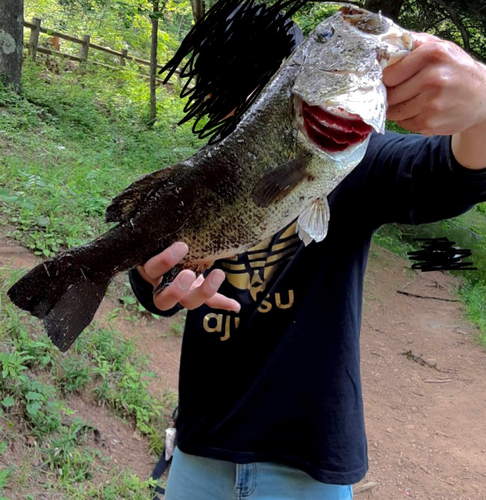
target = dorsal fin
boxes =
[105,165,181,223]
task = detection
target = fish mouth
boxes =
[300,100,373,153]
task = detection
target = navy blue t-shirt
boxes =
[130,131,486,485]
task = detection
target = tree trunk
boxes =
[429,0,470,52]
[190,0,205,24]
[364,0,405,22]
[149,0,159,124]
[0,0,24,92]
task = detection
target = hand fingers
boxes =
[383,51,422,89]
[153,269,197,311]
[395,116,434,136]
[182,270,241,312]
[204,293,241,313]
[383,37,444,89]
[178,270,228,310]
[153,269,241,313]
[410,31,442,49]
[386,68,426,106]
[189,273,206,290]
[386,92,428,122]
[140,242,188,286]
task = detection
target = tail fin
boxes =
[7,252,112,352]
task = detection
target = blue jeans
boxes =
[164,447,353,500]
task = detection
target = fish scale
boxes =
[8,6,413,351]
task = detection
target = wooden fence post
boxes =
[120,48,127,66]
[22,20,180,85]
[79,35,90,62]
[29,17,41,61]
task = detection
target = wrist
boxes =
[452,61,486,170]
[452,119,486,170]
[469,61,486,128]
[136,265,156,288]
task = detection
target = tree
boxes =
[0,0,24,92]
[149,0,160,123]
[364,0,486,62]
[364,0,405,22]
[190,0,205,23]
[400,0,486,62]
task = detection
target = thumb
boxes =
[410,31,442,49]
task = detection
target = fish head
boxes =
[292,5,413,160]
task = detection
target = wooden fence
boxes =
[23,18,179,84]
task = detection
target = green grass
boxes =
[0,60,203,257]
[0,63,190,495]
[372,223,416,258]
[459,281,486,347]
[0,268,174,497]
[64,473,157,499]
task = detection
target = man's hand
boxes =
[384,32,486,136]
[138,242,241,313]
[383,33,486,170]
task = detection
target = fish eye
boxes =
[318,27,334,42]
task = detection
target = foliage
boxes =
[24,0,194,64]
[0,269,173,495]
[365,0,486,62]
[293,2,340,36]
[65,473,157,498]
[459,281,486,348]
[0,61,203,256]
[75,326,171,454]
[0,42,184,494]
[372,224,416,258]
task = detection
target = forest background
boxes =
[1,0,486,497]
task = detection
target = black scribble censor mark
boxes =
[407,237,477,272]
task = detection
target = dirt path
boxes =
[359,248,486,499]
[2,238,486,498]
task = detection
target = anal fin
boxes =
[296,197,330,246]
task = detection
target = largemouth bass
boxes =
[8,6,413,351]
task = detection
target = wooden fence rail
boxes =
[23,17,179,84]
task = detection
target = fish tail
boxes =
[7,246,115,352]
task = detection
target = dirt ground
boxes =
[2,238,486,499]
[358,248,486,499]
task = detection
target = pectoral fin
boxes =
[252,155,311,208]
[296,197,330,246]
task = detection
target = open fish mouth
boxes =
[300,100,373,153]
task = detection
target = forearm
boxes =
[452,119,486,170]
[451,58,486,170]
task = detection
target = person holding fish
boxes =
[8,2,486,499]
[129,9,486,500]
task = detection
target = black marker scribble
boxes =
[407,237,477,272]
[159,0,307,144]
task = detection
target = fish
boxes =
[7,6,413,352]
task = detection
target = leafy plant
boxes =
[0,267,175,495]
